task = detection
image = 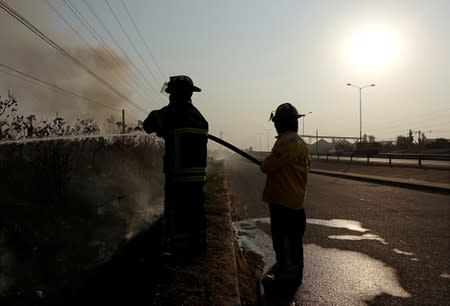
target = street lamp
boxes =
[346,83,375,142]
[300,112,312,137]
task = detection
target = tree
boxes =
[134,120,144,132]
[71,118,100,136]
[8,115,25,139]
[52,116,66,136]
[0,91,18,140]
[106,115,118,133]
[116,120,125,133]
[35,120,53,137]
[25,114,36,137]
[362,134,368,143]
[396,135,411,149]
[426,138,449,149]
[335,141,353,153]
[0,90,103,139]
[126,120,144,133]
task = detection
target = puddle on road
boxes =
[307,218,369,232]
[296,244,411,305]
[393,248,415,256]
[328,233,387,244]
[307,218,389,244]
[235,217,415,305]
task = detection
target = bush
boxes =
[0,135,165,300]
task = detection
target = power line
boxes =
[104,0,162,90]
[0,0,148,114]
[79,0,164,103]
[62,0,158,103]
[0,63,140,122]
[43,0,107,66]
[43,0,153,104]
[120,0,166,81]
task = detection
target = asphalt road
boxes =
[224,156,450,305]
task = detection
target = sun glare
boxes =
[346,27,401,71]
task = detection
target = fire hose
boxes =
[208,134,262,166]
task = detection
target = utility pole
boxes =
[265,129,272,151]
[122,109,125,134]
[259,134,262,151]
[300,112,312,137]
[347,83,375,142]
[316,129,319,155]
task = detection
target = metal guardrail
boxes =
[314,152,450,167]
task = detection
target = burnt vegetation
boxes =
[0,94,166,305]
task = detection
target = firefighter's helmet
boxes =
[269,103,303,122]
[161,75,201,94]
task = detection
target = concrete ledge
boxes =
[160,160,241,306]
[311,169,450,194]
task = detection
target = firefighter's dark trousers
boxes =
[164,180,206,255]
[269,203,306,283]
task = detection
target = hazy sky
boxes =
[1,0,449,148]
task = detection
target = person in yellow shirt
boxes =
[261,103,311,289]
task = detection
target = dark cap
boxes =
[165,75,201,93]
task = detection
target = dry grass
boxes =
[0,136,165,304]
[162,160,241,306]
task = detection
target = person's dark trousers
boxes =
[164,180,206,256]
[269,203,306,283]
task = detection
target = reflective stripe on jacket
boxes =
[165,127,208,182]
[143,102,208,183]
[261,131,310,210]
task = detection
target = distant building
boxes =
[308,139,332,154]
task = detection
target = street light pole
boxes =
[346,83,375,142]
[300,112,312,137]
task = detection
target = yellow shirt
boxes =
[261,131,310,210]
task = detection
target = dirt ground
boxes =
[159,159,269,306]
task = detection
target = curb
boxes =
[310,169,450,194]
[222,176,242,306]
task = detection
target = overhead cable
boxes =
[80,0,164,103]
[0,63,141,122]
[104,0,162,88]
[0,0,148,114]
[43,0,153,103]
[120,0,166,81]
[62,0,158,103]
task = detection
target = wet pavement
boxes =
[225,156,450,305]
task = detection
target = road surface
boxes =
[315,155,450,168]
[225,156,450,305]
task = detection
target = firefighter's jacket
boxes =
[261,131,310,210]
[143,101,208,183]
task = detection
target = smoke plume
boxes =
[0,1,147,126]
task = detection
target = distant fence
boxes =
[315,152,450,168]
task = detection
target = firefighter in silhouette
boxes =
[261,103,311,291]
[143,75,208,257]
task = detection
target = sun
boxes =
[346,27,401,71]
